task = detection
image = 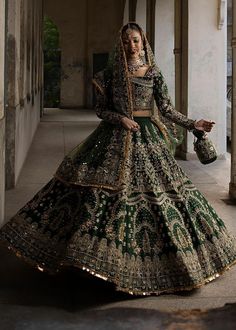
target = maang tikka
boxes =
[126,23,133,36]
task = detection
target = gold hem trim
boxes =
[53,174,192,194]
[60,259,236,296]
[133,110,152,117]
[0,239,59,276]
[1,235,236,296]
[53,174,124,191]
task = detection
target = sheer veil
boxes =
[98,22,183,153]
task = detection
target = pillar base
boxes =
[229,182,236,201]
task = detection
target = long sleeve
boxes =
[93,73,124,125]
[153,68,196,131]
[94,91,124,125]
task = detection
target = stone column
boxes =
[129,0,137,21]
[146,0,156,49]
[0,0,6,225]
[229,0,236,200]
[174,0,189,158]
[5,0,43,189]
[123,0,129,24]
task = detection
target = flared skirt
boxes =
[1,118,236,295]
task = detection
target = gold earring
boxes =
[140,49,145,57]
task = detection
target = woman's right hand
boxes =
[121,117,140,131]
[194,119,215,132]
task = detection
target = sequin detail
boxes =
[1,178,236,295]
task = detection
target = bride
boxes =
[0,22,235,296]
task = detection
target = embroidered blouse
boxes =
[94,66,195,131]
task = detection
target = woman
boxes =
[0,23,236,296]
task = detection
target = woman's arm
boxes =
[153,69,196,131]
[94,90,124,124]
[93,82,140,130]
[93,73,124,125]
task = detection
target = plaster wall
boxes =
[227,0,232,86]
[86,0,125,107]
[123,0,129,24]
[0,0,5,120]
[5,0,43,188]
[45,0,87,108]
[187,0,227,156]
[15,95,40,181]
[136,0,146,32]
[0,0,5,224]
[155,0,175,102]
[45,0,125,109]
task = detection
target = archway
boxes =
[43,16,61,108]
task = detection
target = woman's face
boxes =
[122,29,143,60]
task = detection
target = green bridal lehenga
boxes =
[1,23,236,296]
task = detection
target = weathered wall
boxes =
[86,0,125,107]
[187,0,227,157]
[124,0,227,158]
[228,0,232,87]
[44,0,87,108]
[45,0,125,109]
[0,0,5,224]
[136,0,146,32]
[5,0,43,189]
[155,0,175,101]
[123,0,129,24]
[230,0,236,199]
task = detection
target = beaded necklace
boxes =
[127,58,145,73]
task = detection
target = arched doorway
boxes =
[43,16,61,108]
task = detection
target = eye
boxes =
[132,37,140,43]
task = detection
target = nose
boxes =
[128,41,135,51]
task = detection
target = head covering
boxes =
[96,22,183,152]
[104,22,155,118]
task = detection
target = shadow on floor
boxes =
[0,245,200,312]
[1,246,236,329]
[0,245,134,311]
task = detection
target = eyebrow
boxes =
[123,36,140,41]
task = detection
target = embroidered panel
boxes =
[131,76,154,110]
[55,121,129,189]
[152,67,196,131]
[1,177,236,295]
[55,118,190,191]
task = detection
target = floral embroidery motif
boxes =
[0,178,236,295]
[1,22,235,297]
[56,66,195,190]
[153,68,196,130]
[131,76,154,110]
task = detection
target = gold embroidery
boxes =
[1,179,236,296]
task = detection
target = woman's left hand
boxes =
[194,119,215,132]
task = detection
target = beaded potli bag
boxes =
[193,129,217,164]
